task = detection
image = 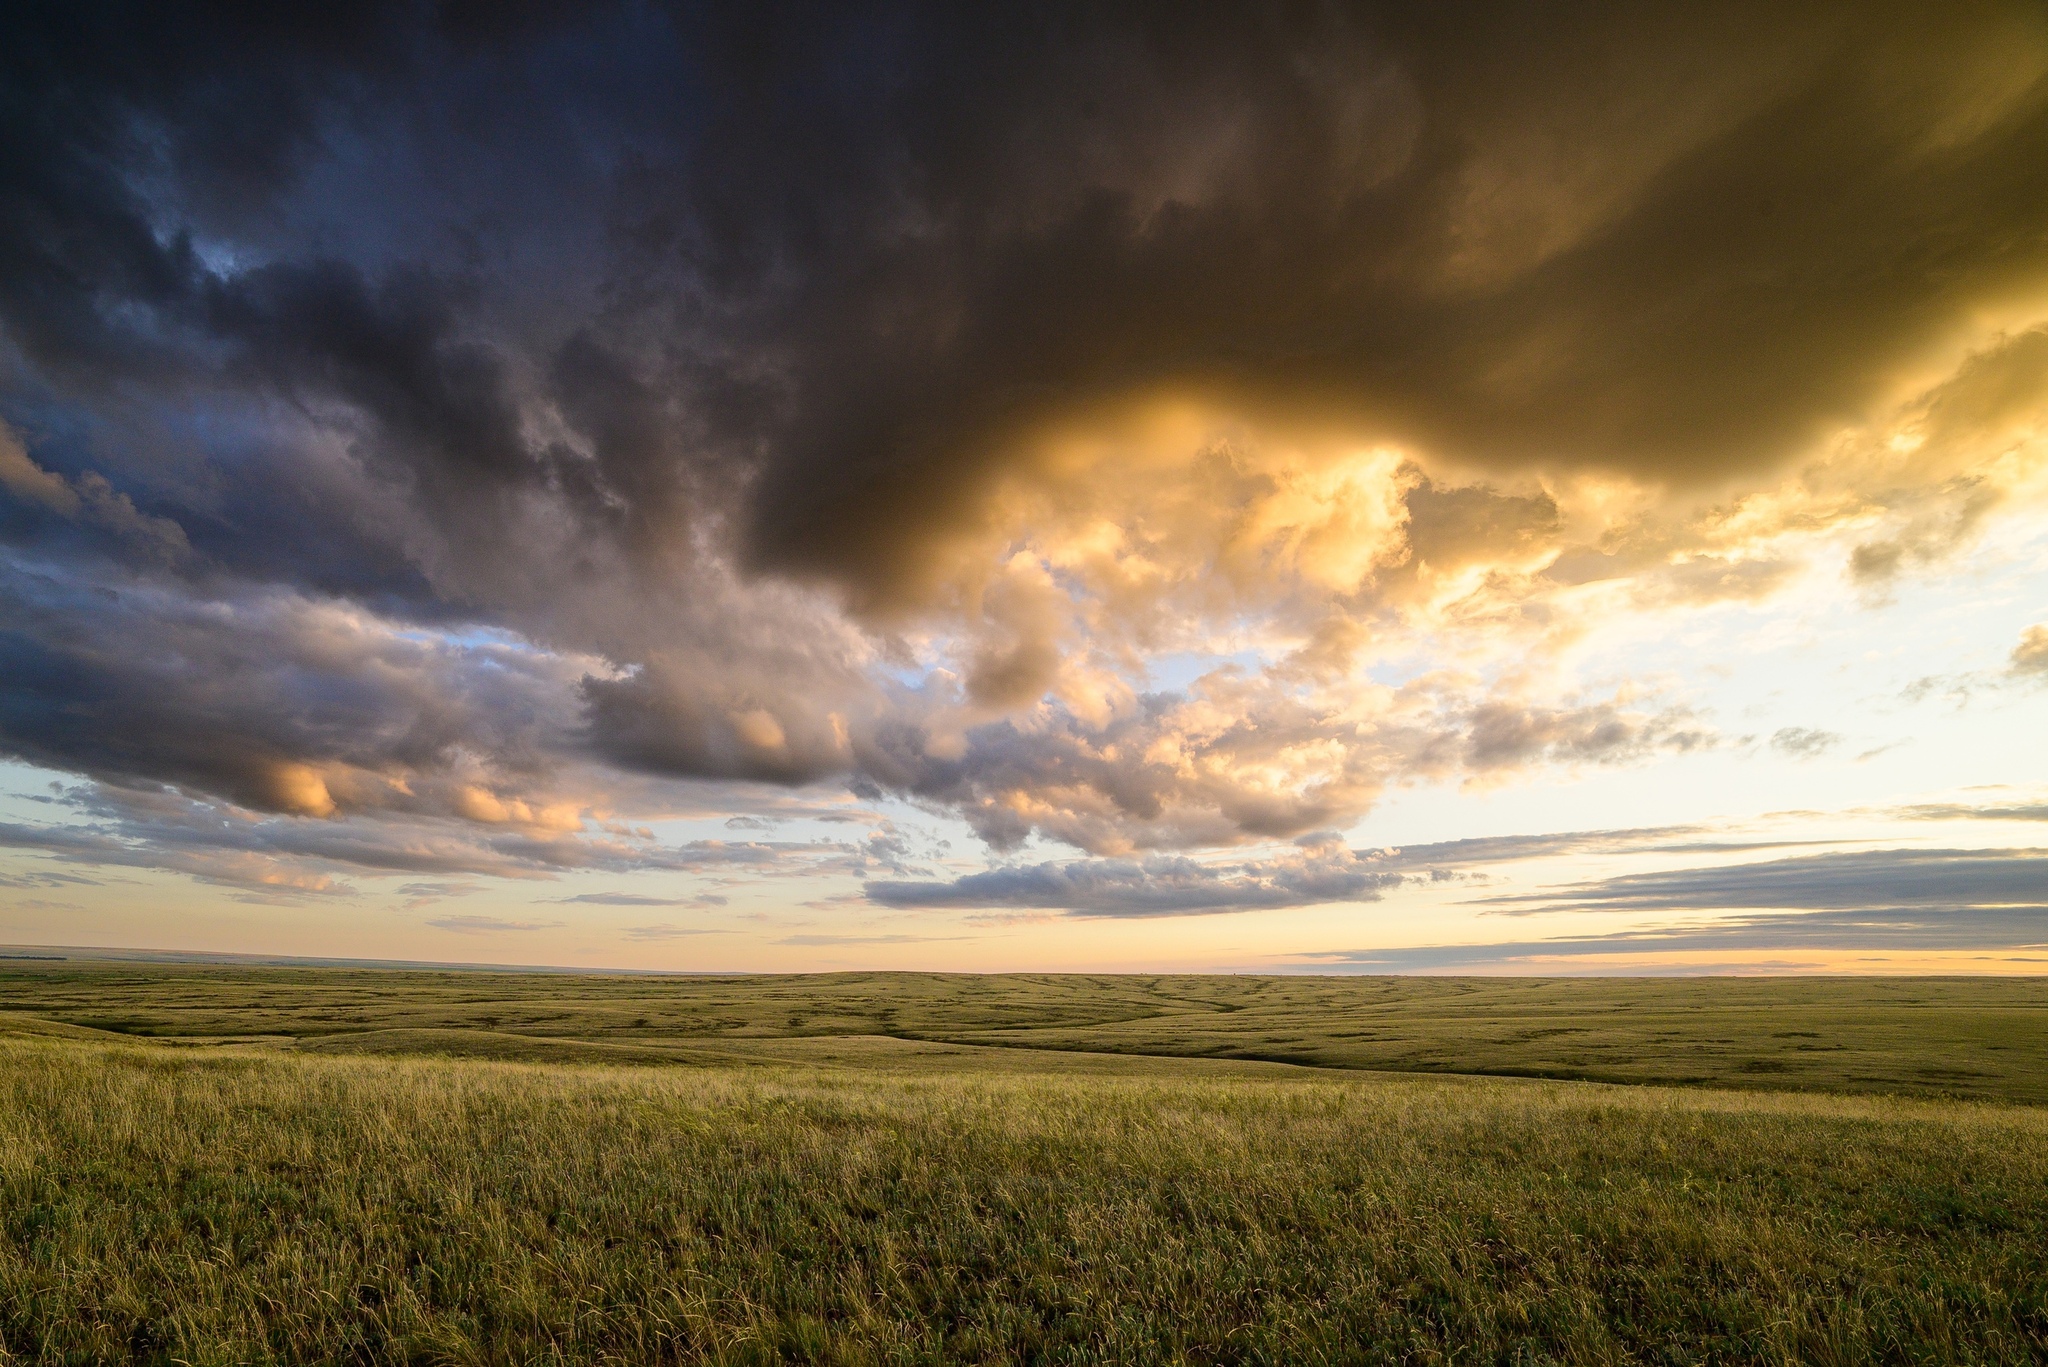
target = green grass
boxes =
[0,966,2045,1362]
[3,1035,2046,1365]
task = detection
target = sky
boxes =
[2,1,2047,974]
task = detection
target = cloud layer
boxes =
[1478,847,2048,916]
[868,836,1406,917]
[4,2,2048,893]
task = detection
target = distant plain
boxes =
[3,961,2044,1099]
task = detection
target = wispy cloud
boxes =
[1770,727,1840,760]
[1355,825,1844,871]
[545,891,729,907]
[1474,847,2048,916]
[1895,800,2048,823]
[1306,900,2048,973]
[398,881,483,909]
[1286,844,2048,971]
[775,933,966,946]
[622,923,733,941]
[426,914,566,935]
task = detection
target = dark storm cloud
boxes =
[0,555,582,814]
[662,3,2048,604]
[1475,847,2048,916]
[5,0,2048,859]
[0,1,690,608]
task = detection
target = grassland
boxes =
[2,962,2044,1100]
[0,963,2045,1363]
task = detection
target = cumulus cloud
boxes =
[0,552,604,824]
[3,1,2048,894]
[860,673,1713,854]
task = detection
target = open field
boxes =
[1,965,2046,1363]
[2,961,2045,1100]
[2,1033,2046,1364]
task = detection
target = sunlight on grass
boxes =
[1,1033,2044,1363]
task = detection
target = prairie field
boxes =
[4,964,2046,1101]
[0,965,2044,1364]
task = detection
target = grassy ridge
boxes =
[3,964,2045,1100]
[2,1034,2045,1365]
